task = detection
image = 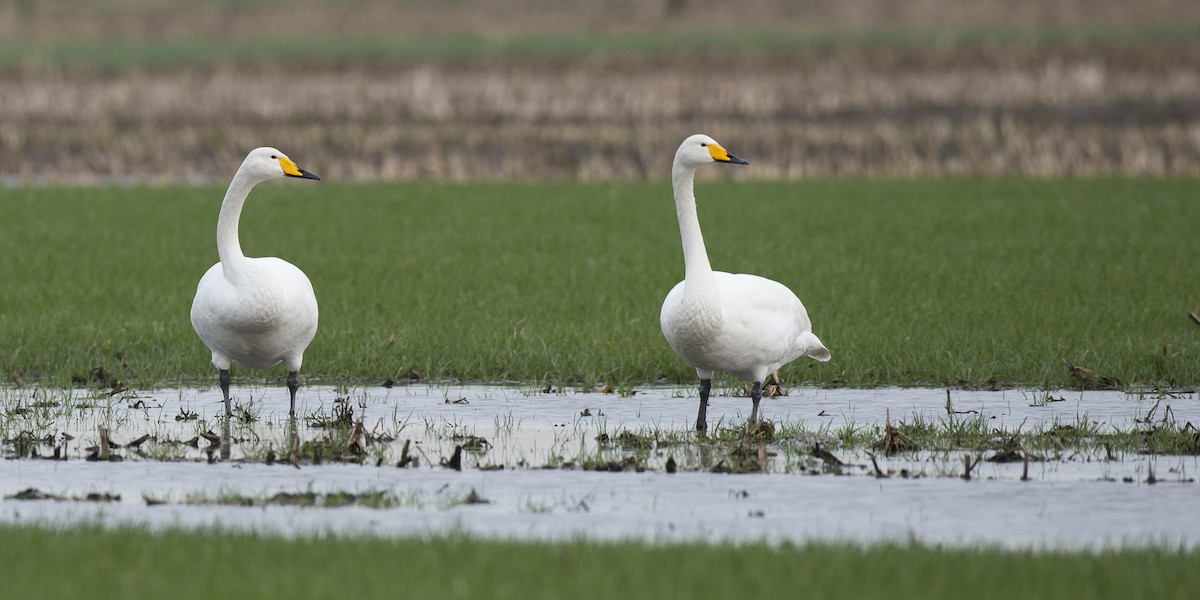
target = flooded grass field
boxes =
[3,4,1200,585]
[3,383,1196,549]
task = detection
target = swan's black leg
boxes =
[219,369,231,418]
[696,378,712,432]
[749,380,762,426]
[287,371,299,416]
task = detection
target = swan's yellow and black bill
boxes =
[707,143,749,165]
[277,156,321,180]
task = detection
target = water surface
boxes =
[1,384,1195,549]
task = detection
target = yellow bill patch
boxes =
[277,156,304,177]
[707,143,733,162]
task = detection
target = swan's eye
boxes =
[270,155,277,159]
[700,143,707,147]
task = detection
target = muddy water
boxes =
[1,384,1196,548]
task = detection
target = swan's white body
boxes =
[661,273,826,382]
[191,257,318,372]
[190,147,320,414]
[660,134,829,430]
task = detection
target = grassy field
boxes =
[1,178,1197,390]
[7,22,1200,70]
[7,0,1197,45]
[0,523,1196,600]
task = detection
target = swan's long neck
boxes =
[216,170,256,283]
[672,162,721,320]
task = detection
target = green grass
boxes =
[0,523,1195,599]
[4,21,1200,70]
[1,178,1198,389]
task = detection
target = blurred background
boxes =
[2,0,1199,183]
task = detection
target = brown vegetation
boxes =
[2,1,1199,182]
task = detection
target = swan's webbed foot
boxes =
[696,378,712,432]
[287,371,299,416]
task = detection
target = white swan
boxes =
[190,147,321,417]
[660,134,830,432]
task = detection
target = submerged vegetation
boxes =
[2,179,1198,390]
[2,384,1196,482]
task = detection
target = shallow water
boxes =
[1,383,1196,549]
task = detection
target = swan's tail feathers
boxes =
[801,332,831,362]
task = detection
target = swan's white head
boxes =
[239,147,321,183]
[674,134,749,171]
